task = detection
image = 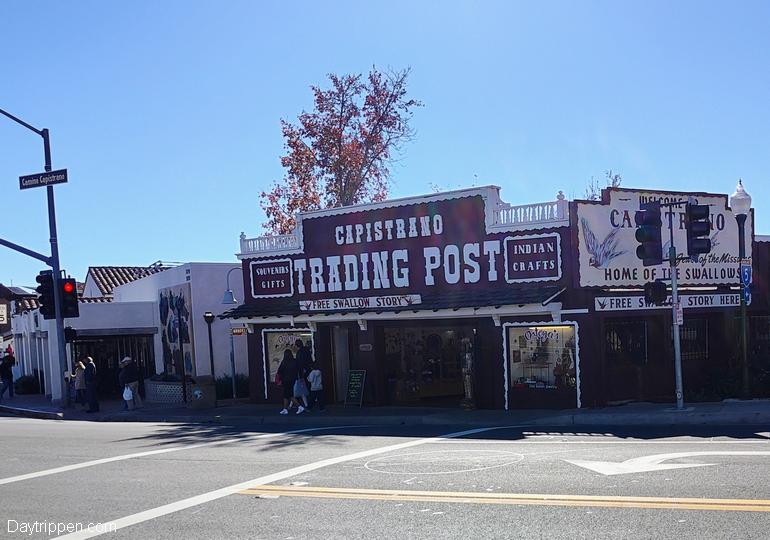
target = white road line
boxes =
[433,439,770,444]
[55,425,521,539]
[0,425,367,486]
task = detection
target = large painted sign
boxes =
[577,189,752,287]
[247,195,564,307]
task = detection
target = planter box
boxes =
[144,380,194,404]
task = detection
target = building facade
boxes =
[228,185,769,410]
[11,263,248,403]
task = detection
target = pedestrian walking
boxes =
[294,339,312,410]
[307,362,325,412]
[0,354,14,401]
[84,356,99,413]
[118,356,142,411]
[73,360,87,407]
[277,349,303,415]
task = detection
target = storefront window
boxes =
[508,325,576,390]
[264,330,313,382]
[384,325,470,405]
[606,320,647,365]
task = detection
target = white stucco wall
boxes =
[81,275,104,298]
[72,302,157,330]
[114,263,247,380]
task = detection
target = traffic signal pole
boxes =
[43,129,70,407]
[637,199,687,410]
[667,217,685,410]
[0,109,69,407]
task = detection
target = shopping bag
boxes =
[293,379,309,397]
[123,385,133,401]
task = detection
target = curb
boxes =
[0,404,63,420]
[8,404,770,427]
[74,411,770,428]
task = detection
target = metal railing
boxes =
[239,233,299,255]
[493,193,569,228]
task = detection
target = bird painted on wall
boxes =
[581,217,626,268]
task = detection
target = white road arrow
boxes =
[566,451,770,476]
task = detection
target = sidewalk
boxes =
[3,394,770,427]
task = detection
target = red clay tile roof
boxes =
[87,266,164,296]
[18,297,39,311]
[79,297,112,304]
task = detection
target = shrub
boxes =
[215,374,250,399]
[14,375,40,395]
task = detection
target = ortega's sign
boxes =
[248,195,563,306]
[577,189,752,287]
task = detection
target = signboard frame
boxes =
[249,258,294,299]
[344,369,367,407]
[502,233,562,284]
[594,293,745,312]
[576,188,752,288]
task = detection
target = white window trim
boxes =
[502,320,581,411]
[260,327,315,400]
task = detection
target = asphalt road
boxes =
[1,417,769,539]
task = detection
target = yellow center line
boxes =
[239,485,770,513]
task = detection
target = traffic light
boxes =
[59,277,80,319]
[644,279,668,306]
[35,270,55,320]
[635,201,663,266]
[64,326,77,342]
[685,202,712,257]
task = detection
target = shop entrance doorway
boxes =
[331,325,351,403]
[383,324,471,406]
[72,335,155,398]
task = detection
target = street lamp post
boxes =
[222,267,241,400]
[203,311,216,405]
[730,180,752,399]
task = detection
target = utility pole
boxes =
[0,108,69,407]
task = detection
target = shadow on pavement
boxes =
[110,421,770,453]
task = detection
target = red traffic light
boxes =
[62,281,75,294]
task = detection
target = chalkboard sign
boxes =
[344,370,366,406]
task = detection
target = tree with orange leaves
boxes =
[260,67,422,234]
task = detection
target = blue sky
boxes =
[2,1,769,287]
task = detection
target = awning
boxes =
[221,286,570,325]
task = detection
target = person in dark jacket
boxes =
[0,354,14,401]
[84,356,99,412]
[277,349,301,415]
[118,356,142,410]
[295,339,312,377]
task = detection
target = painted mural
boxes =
[159,283,195,375]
